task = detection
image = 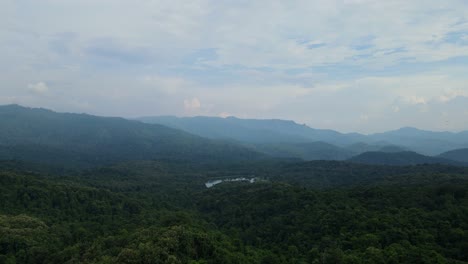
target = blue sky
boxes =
[1,0,468,133]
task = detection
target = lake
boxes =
[205,177,257,188]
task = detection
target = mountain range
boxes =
[0,105,261,168]
[137,115,468,157]
[0,104,467,167]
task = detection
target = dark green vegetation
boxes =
[1,160,468,263]
[348,151,463,166]
[1,105,468,263]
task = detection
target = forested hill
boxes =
[438,148,468,163]
[138,116,468,155]
[347,151,464,166]
[137,115,364,145]
[0,105,262,168]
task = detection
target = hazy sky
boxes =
[1,0,468,133]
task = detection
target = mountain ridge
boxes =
[137,115,468,155]
[0,104,263,168]
[438,148,468,163]
[348,151,464,166]
[2,105,468,166]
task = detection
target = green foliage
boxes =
[0,160,467,263]
[198,182,468,263]
[348,151,462,166]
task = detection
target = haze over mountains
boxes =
[1,104,467,167]
[138,115,468,159]
[0,105,261,168]
[438,148,468,163]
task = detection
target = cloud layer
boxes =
[1,0,468,132]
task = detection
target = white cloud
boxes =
[1,0,468,132]
[218,112,231,118]
[438,89,468,103]
[141,75,189,95]
[404,96,427,105]
[184,97,201,111]
[0,96,18,105]
[27,82,49,94]
[4,0,468,70]
[348,73,468,106]
[360,114,369,121]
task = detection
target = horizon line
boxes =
[2,103,467,135]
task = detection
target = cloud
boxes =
[359,114,369,122]
[84,39,154,65]
[141,75,190,95]
[0,96,18,105]
[218,112,231,118]
[184,97,201,111]
[404,96,427,105]
[438,89,468,103]
[1,0,468,133]
[27,82,49,94]
[5,0,468,71]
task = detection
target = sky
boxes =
[1,0,468,133]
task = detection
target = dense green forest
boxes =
[347,151,462,166]
[0,160,467,263]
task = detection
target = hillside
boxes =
[438,148,468,163]
[137,116,365,145]
[348,151,461,166]
[138,116,468,156]
[369,127,468,155]
[345,142,408,153]
[0,105,262,167]
[254,141,355,161]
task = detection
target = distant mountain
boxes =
[138,116,468,158]
[348,151,461,166]
[378,145,408,153]
[2,106,467,166]
[438,148,468,163]
[345,142,408,153]
[137,116,366,145]
[0,105,262,167]
[253,141,411,161]
[368,127,468,155]
[253,141,355,161]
